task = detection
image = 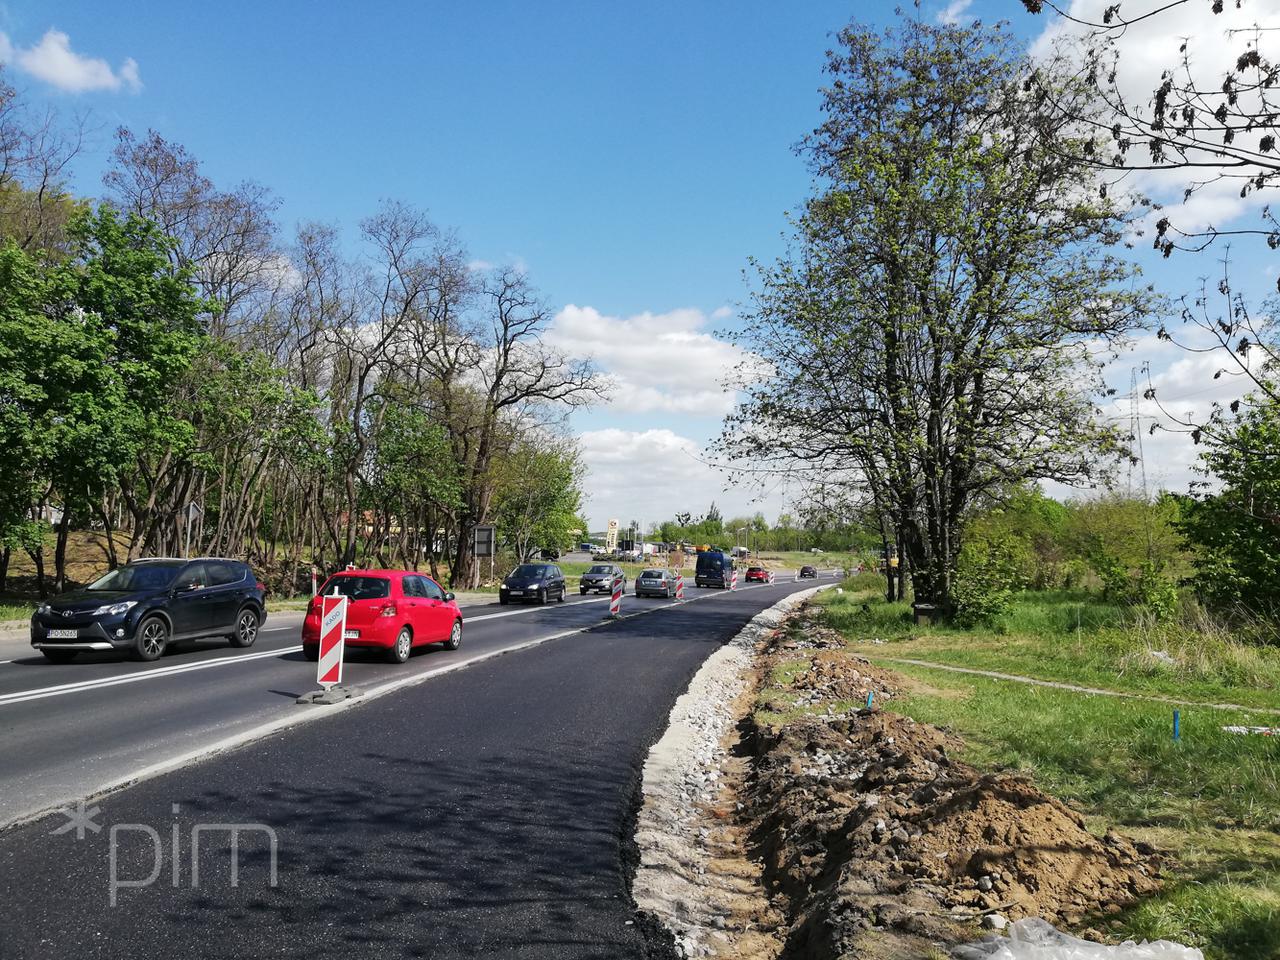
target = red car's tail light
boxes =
[378,603,397,618]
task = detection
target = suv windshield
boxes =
[588,565,612,574]
[321,576,390,601]
[87,563,184,592]
[511,564,547,579]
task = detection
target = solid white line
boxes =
[0,645,299,707]
[0,578,835,830]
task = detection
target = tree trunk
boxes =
[54,509,72,593]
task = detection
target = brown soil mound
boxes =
[744,640,1162,958]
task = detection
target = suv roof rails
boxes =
[132,557,186,563]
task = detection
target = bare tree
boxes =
[1023,0,1280,257]
[0,69,84,251]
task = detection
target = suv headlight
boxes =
[36,604,50,616]
[528,581,542,589]
[91,600,137,617]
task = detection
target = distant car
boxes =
[635,569,677,598]
[695,550,734,589]
[745,566,768,583]
[580,563,625,595]
[539,548,560,560]
[30,558,266,663]
[302,569,462,664]
[500,563,568,604]
[799,565,818,579]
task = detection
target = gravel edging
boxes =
[632,586,830,959]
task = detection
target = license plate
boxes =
[344,629,359,639]
[508,590,523,596]
[46,628,78,639]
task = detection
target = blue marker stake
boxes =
[866,690,874,710]
[1173,709,1180,741]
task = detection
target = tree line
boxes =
[0,78,600,596]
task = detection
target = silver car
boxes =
[635,569,678,598]
[580,564,625,595]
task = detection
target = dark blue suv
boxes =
[30,558,267,663]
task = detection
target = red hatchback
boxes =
[745,566,769,583]
[302,570,463,664]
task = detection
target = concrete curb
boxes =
[631,584,831,959]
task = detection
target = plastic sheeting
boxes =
[953,918,1203,960]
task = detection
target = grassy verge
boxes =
[807,589,1280,959]
[824,588,1280,712]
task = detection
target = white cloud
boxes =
[578,427,792,529]
[549,304,752,415]
[0,29,141,93]
[939,0,975,25]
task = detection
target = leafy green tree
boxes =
[0,242,54,587]
[721,17,1147,612]
[1178,393,1280,621]
[493,443,584,563]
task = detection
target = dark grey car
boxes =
[634,569,677,598]
[579,563,625,595]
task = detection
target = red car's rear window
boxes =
[320,575,391,601]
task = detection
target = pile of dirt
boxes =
[743,643,1163,958]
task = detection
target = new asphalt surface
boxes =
[0,576,831,959]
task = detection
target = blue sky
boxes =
[4,1,1276,530]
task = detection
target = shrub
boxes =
[952,532,1023,627]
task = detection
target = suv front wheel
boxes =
[131,616,169,662]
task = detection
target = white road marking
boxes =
[0,645,299,707]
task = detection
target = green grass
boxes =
[802,587,1280,960]
[883,665,1280,959]
[0,600,35,621]
[820,589,1280,712]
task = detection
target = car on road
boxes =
[539,548,560,560]
[694,550,734,589]
[30,558,267,663]
[799,565,818,579]
[500,563,568,605]
[302,569,462,664]
[634,569,678,598]
[579,563,626,595]
[744,566,769,583]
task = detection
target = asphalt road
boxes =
[0,574,834,959]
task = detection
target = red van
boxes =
[302,570,462,664]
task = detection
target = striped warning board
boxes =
[317,595,348,688]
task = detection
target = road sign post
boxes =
[297,593,360,705]
[675,573,684,601]
[473,524,496,592]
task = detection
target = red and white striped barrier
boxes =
[729,568,738,591]
[317,594,348,688]
[675,573,685,600]
[609,575,623,617]
[768,571,776,584]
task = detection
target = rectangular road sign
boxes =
[317,595,348,688]
[473,524,496,558]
